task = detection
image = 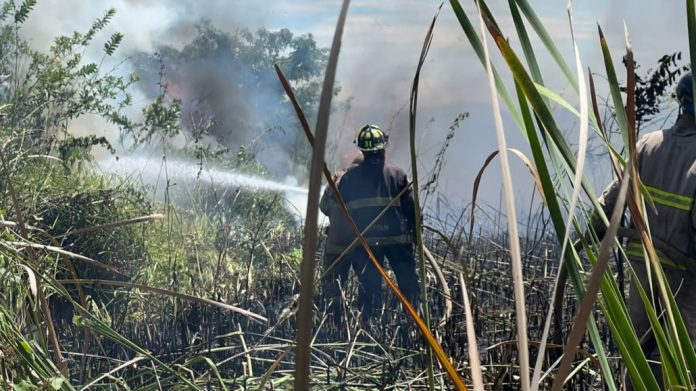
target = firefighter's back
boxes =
[638,114,696,257]
[336,157,409,243]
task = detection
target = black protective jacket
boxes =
[320,153,415,255]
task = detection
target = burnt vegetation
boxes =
[0,1,692,390]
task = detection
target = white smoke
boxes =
[21,0,275,54]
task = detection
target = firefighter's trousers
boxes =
[322,243,420,323]
[627,260,696,388]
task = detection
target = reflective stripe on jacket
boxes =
[624,241,687,270]
[599,114,696,268]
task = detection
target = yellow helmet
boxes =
[354,124,387,152]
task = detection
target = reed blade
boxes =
[294,1,351,389]
[475,1,530,388]
[551,167,630,391]
[544,4,590,388]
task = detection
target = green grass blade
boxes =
[451,2,689,388]
[516,80,571,391]
[478,0,603,227]
[515,78,617,390]
[631,266,688,388]
[664,278,696,380]
[0,306,75,390]
[580,241,659,390]
[625,22,691,387]
[551,168,629,391]
[472,4,615,386]
[507,0,544,85]
[533,4,591,388]
[534,83,580,119]
[598,25,630,147]
[598,299,650,391]
[449,0,524,128]
[465,3,652,388]
[476,2,530,388]
[409,5,444,389]
[555,4,590,335]
[477,5,579,177]
[513,0,577,90]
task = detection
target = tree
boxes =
[588,53,687,158]
[0,2,152,276]
[129,21,331,179]
[622,52,689,132]
[0,4,134,155]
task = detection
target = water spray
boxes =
[99,154,308,195]
[98,154,313,220]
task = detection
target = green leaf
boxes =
[104,32,123,56]
[14,0,37,24]
[19,340,32,355]
[50,377,65,390]
[13,380,37,391]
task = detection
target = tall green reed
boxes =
[450,0,696,388]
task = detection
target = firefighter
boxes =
[319,124,419,323]
[595,72,696,387]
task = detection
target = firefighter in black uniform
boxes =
[320,124,419,322]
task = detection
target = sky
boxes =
[18,0,692,217]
